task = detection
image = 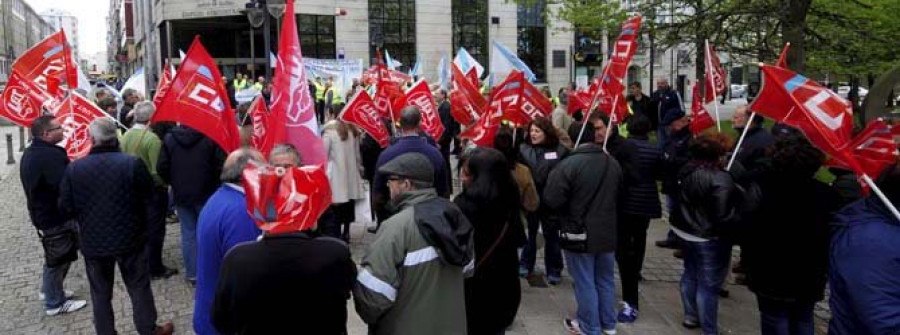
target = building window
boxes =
[452,0,488,71]
[369,0,416,70]
[298,15,336,59]
[518,0,546,82]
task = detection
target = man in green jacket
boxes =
[120,101,179,280]
[354,153,475,335]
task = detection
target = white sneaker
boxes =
[45,299,87,316]
[39,290,75,301]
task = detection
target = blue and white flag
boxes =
[437,55,450,91]
[491,41,537,83]
[408,55,423,78]
[121,68,146,97]
[453,47,484,78]
[385,50,403,70]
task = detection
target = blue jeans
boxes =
[680,239,732,335]
[520,211,563,277]
[175,203,205,279]
[757,296,814,335]
[41,222,74,309]
[565,251,617,335]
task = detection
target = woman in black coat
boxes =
[454,148,526,335]
[743,135,840,335]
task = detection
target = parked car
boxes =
[836,86,868,100]
[730,84,748,99]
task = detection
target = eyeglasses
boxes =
[45,126,62,133]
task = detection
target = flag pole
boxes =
[575,65,612,148]
[726,112,755,171]
[705,40,721,132]
[862,174,900,222]
[602,95,621,152]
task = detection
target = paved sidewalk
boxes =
[0,125,26,181]
[0,165,828,334]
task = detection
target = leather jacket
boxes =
[671,161,740,239]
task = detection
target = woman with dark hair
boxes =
[518,116,569,285]
[743,135,840,335]
[322,103,365,241]
[454,147,526,335]
[671,133,740,335]
[494,127,539,214]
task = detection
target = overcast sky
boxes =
[27,0,109,56]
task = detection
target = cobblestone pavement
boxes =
[0,160,828,334]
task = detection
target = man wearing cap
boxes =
[354,153,475,335]
[370,106,450,231]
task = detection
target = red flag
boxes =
[340,90,390,148]
[595,76,630,122]
[153,37,240,153]
[397,79,445,141]
[690,84,715,135]
[12,30,78,99]
[749,64,858,173]
[489,71,526,124]
[374,79,405,121]
[153,61,176,107]
[249,95,284,156]
[459,98,504,147]
[242,163,332,234]
[52,94,108,160]
[776,43,790,68]
[704,42,727,103]
[587,15,642,122]
[516,78,554,123]
[0,72,59,127]
[466,67,480,88]
[449,90,477,125]
[826,120,899,179]
[270,0,326,165]
[451,63,487,111]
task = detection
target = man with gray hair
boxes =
[60,117,174,335]
[269,143,303,167]
[118,88,141,129]
[369,106,450,232]
[193,148,265,335]
[121,101,178,280]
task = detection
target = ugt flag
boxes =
[12,30,79,100]
[395,79,445,142]
[0,72,59,127]
[153,36,241,153]
[270,0,326,165]
[340,90,390,148]
[690,84,715,135]
[52,93,108,160]
[704,42,727,103]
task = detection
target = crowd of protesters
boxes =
[16,73,900,335]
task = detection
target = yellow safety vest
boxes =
[253,82,264,91]
[233,78,247,90]
[315,83,325,101]
[326,87,343,104]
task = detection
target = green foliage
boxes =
[805,0,900,77]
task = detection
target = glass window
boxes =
[297,14,337,59]
[369,0,416,70]
[452,0,488,71]
[517,0,547,82]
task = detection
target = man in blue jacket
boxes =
[192,148,265,335]
[828,163,900,335]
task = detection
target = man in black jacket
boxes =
[627,82,655,129]
[157,125,225,284]
[60,118,173,335]
[436,89,458,189]
[730,105,774,184]
[20,115,87,316]
[651,78,682,141]
[544,121,623,335]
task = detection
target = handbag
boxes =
[559,154,609,252]
[38,226,79,268]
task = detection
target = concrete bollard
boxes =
[19,127,25,152]
[6,134,15,165]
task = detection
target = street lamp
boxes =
[242,0,280,81]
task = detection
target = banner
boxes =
[52,94,108,160]
[397,79,445,142]
[340,90,390,148]
[11,30,78,100]
[303,57,364,100]
[153,36,241,153]
[270,0,326,165]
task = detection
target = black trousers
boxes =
[146,188,169,274]
[616,214,652,309]
[84,248,158,335]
